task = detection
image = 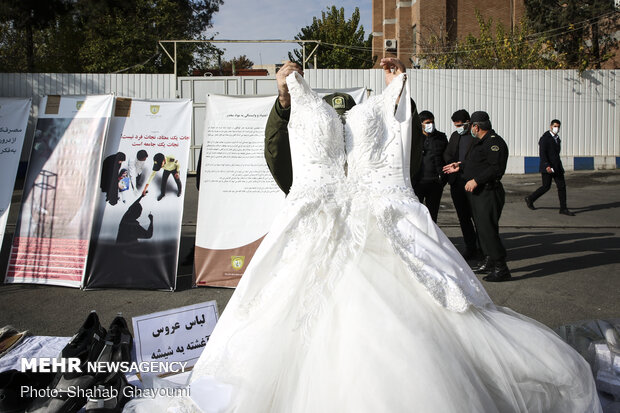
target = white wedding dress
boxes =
[125,73,601,412]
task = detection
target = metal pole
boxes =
[174,42,178,97]
[174,41,177,78]
[302,44,306,70]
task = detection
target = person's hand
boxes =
[142,186,148,196]
[442,162,460,174]
[276,61,303,109]
[380,58,406,86]
[546,166,553,174]
[174,172,180,180]
[465,179,478,192]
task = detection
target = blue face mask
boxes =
[470,126,476,138]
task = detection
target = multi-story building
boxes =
[372,0,525,67]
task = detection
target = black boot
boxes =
[483,260,512,282]
[471,256,493,274]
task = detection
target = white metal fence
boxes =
[1,69,618,173]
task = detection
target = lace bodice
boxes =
[286,72,346,193]
[345,74,412,192]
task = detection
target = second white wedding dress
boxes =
[125,72,601,412]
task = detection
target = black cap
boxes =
[470,111,490,124]
[322,93,356,116]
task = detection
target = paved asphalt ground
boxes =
[1,170,619,337]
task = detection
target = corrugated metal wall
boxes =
[1,70,618,172]
[306,69,619,160]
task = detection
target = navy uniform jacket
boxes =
[462,129,509,187]
[538,130,564,174]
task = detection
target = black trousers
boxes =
[529,172,567,210]
[467,184,506,261]
[161,169,182,196]
[449,175,478,251]
[413,181,444,223]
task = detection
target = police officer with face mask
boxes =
[443,109,478,259]
[443,111,510,282]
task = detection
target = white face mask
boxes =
[456,124,469,135]
[424,123,434,134]
[552,126,559,134]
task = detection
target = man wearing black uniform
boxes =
[443,111,511,282]
[525,119,575,216]
[443,109,478,259]
[412,110,447,222]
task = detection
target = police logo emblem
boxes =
[76,101,84,110]
[231,256,245,270]
[491,145,500,152]
[150,105,160,114]
[331,96,346,109]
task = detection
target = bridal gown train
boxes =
[125,72,601,412]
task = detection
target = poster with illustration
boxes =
[6,95,113,288]
[85,98,192,290]
[0,98,31,248]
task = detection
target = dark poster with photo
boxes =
[85,99,192,290]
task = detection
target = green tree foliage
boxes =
[288,6,374,69]
[221,55,255,72]
[419,11,563,69]
[525,0,618,70]
[0,0,70,71]
[0,0,223,74]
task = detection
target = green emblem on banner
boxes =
[76,101,84,110]
[150,105,160,114]
[231,256,245,270]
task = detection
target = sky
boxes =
[207,0,372,66]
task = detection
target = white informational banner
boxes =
[195,95,286,287]
[131,301,219,376]
[6,95,114,288]
[85,98,192,290]
[0,98,31,247]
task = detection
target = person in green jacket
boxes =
[264,58,424,195]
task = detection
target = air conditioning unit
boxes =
[384,39,397,51]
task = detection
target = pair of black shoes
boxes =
[26,311,134,413]
[156,188,182,201]
[526,196,576,216]
[472,256,512,282]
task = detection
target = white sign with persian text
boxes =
[132,301,219,375]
